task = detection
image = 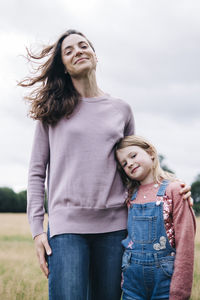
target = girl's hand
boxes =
[179,182,193,206]
[34,232,52,278]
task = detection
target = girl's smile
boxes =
[131,165,140,174]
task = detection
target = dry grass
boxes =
[0,214,48,300]
[191,216,200,300]
[0,214,199,300]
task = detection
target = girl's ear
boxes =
[147,149,154,160]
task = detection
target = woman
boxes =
[19,29,191,300]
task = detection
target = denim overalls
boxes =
[121,180,176,300]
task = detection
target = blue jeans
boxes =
[47,230,127,300]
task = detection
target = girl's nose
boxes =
[128,160,133,168]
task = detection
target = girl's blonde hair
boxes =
[116,135,175,194]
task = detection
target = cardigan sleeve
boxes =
[27,121,50,238]
[167,182,196,300]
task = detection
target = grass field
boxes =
[0,214,199,300]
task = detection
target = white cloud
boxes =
[0,0,200,190]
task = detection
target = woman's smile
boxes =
[74,57,89,64]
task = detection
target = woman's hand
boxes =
[34,232,52,278]
[179,182,193,206]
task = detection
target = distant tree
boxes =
[0,187,17,212]
[159,154,175,174]
[17,190,27,212]
[191,174,200,215]
[0,187,27,212]
[0,187,49,213]
[191,181,200,203]
[194,174,200,183]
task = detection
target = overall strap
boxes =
[156,180,169,197]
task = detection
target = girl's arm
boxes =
[167,181,196,300]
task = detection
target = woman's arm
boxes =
[27,120,50,238]
[124,106,135,136]
[27,121,52,277]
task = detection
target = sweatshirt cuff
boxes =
[30,218,44,239]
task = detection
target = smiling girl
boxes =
[116,135,196,300]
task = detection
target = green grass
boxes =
[0,235,32,242]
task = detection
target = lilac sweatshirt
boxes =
[27,95,134,238]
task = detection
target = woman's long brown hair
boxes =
[18,29,95,125]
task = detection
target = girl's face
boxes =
[116,145,154,185]
[61,34,97,78]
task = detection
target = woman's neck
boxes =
[71,71,104,98]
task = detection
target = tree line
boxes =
[0,156,200,215]
[0,178,200,215]
[0,188,47,213]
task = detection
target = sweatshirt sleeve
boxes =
[27,121,50,238]
[124,106,135,136]
[167,182,196,300]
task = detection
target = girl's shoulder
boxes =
[166,180,181,191]
[165,180,184,202]
[166,180,181,194]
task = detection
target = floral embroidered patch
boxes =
[127,240,133,249]
[153,236,167,250]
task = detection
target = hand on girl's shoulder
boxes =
[166,180,196,229]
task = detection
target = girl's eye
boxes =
[122,162,127,168]
[81,45,87,49]
[65,51,71,56]
[131,154,136,158]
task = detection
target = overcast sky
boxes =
[0,0,200,191]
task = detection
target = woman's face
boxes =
[61,34,97,78]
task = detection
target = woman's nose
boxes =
[75,47,83,56]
